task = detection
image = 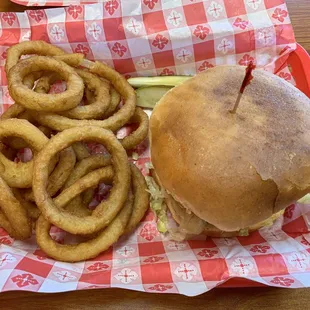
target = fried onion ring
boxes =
[62,69,110,119]
[54,53,84,68]
[72,142,90,161]
[8,56,84,112]
[104,87,121,117]
[1,104,51,150]
[5,40,65,74]
[0,119,49,188]
[125,163,150,233]
[33,126,130,235]
[12,188,40,220]
[35,163,149,262]
[62,154,111,217]
[23,71,44,89]
[34,61,136,132]
[0,176,32,240]
[25,147,76,201]
[119,107,149,150]
[36,188,133,262]
[1,104,25,120]
[36,69,111,120]
[85,85,121,118]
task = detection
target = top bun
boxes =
[150,65,310,232]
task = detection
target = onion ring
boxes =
[1,104,35,149]
[72,142,90,161]
[35,188,133,262]
[1,105,51,150]
[25,147,76,201]
[8,56,84,112]
[36,69,111,120]
[1,104,25,120]
[85,87,95,104]
[5,40,65,74]
[23,71,44,89]
[33,126,130,235]
[55,166,113,208]
[2,128,52,151]
[85,85,121,118]
[41,146,76,197]
[125,163,150,233]
[0,210,16,237]
[119,107,149,150]
[12,188,40,220]
[34,61,136,132]
[0,142,16,161]
[54,53,84,68]
[0,119,49,188]
[63,69,110,120]
[38,126,53,138]
[1,75,56,150]
[31,72,58,94]
[104,87,121,117]
[64,155,112,188]
[0,176,32,240]
[35,163,149,262]
[62,154,111,217]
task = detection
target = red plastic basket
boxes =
[286,44,310,97]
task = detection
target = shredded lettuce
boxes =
[132,152,139,160]
[145,176,168,233]
[144,162,154,174]
[238,228,249,236]
[145,162,154,170]
[145,176,165,200]
[157,215,168,233]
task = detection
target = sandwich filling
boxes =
[146,173,285,241]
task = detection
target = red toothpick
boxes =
[230,61,256,114]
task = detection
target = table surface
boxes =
[0,0,309,309]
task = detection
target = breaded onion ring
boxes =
[0,176,32,240]
[119,107,149,150]
[8,56,84,112]
[0,119,49,188]
[72,142,90,161]
[33,126,130,235]
[35,186,133,262]
[24,147,76,201]
[104,87,121,117]
[1,105,51,150]
[86,85,121,118]
[62,154,111,217]
[1,104,25,120]
[35,163,149,262]
[12,188,40,221]
[5,40,65,74]
[33,61,136,132]
[125,163,150,233]
[36,69,111,120]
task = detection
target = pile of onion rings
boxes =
[0,41,150,262]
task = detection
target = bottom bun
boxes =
[200,210,284,237]
[166,192,284,238]
[151,170,285,239]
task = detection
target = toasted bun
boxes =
[166,190,284,237]
[150,65,310,232]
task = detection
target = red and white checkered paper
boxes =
[0,1,309,296]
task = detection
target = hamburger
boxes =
[148,65,310,240]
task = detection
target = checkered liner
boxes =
[0,1,309,296]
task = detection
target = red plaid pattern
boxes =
[1,1,309,296]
